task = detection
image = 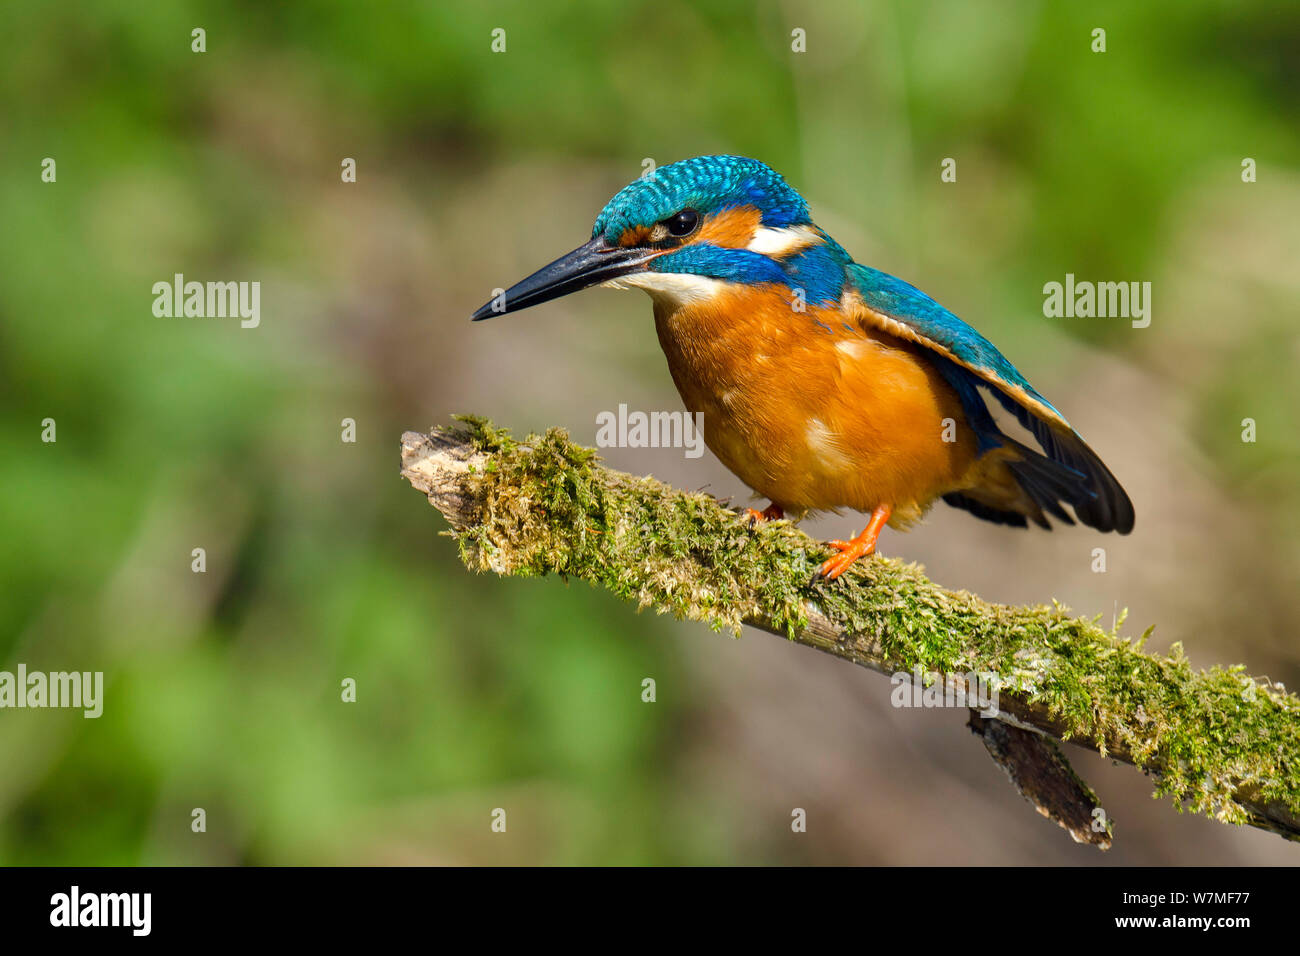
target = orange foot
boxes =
[815,504,892,581]
[742,503,785,528]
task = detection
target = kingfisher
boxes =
[471,155,1134,580]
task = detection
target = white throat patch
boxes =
[601,272,725,307]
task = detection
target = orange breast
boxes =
[653,285,979,524]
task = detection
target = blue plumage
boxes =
[648,244,790,286]
[781,240,850,305]
[845,264,1061,416]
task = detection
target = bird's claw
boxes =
[813,539,873,582]
[741,503,784,529]
[811,505,892,584]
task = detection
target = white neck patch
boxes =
[747,224,823,257]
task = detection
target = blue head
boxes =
[471,155,850,320]
[591,155,810,241]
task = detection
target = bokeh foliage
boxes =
[1,0,1297,863]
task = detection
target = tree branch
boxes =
[400,418,1300,848]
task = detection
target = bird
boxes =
[471,155,1134,581]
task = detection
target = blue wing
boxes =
[845,263,1134,534]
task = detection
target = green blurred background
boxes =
[2,0,1298,864]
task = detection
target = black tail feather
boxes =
[985,387,1135,534]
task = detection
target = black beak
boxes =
[470,237,659,321]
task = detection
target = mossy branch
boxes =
[400,418,1300,849]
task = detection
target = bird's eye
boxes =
[665,209,699,238]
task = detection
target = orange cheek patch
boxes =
[696,205,763,249]
[617,226,653,248]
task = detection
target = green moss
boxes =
[441,418,1300,835]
